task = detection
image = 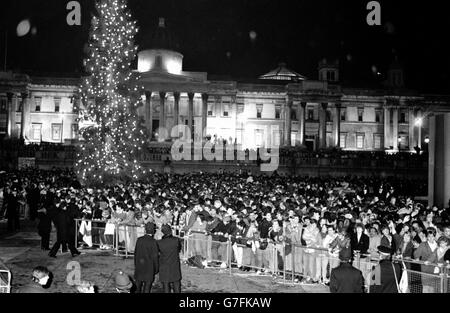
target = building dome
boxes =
[148,17,179,51]
[138,17,184,75]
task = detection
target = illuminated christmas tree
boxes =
[75,0,147,185]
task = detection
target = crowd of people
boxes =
[1,167,450,293]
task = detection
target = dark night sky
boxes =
[1,0,449,92]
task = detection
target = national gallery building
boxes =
[1,18,449,152]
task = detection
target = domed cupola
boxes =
[138,17,184,75]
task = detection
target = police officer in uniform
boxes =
[370,245,402,293]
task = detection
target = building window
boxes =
[71,124,79,139]
[399,110,407,123]
[33,97,42,112]
[236,129,243,145]
[374,134,382,149]
[54,98,61,113]
[223,103,230,117]
[326,109,332,122]
[255,129,264,147]
[307,108,314,121]
[32,124,42,141]
[207,103,214,116]
[375,110,382,123]
[291,108,297,121]
[358,108,364,122]
[327,71,336,81]
[340,108,346,121]
[274,107,281,119]
[340,134,346,148]
[0,97,7,113]
[273,131,281,147]
[356,133,365,149]
[16,123,21,137]
[256,104,263,119]
[52,124,62,141]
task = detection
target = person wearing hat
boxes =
[134,223,159,293]
[17,266,51,293]
[369,245,402,293]
[5,187,20,232]
[157,224,182,293]
[115,271,133,293]
[329,247,364,293]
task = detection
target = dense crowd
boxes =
[1,168,449,291]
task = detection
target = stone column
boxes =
[6,93,15,138]
[159,91,166,129]
[145,91,153,140]
[428,113,450,209]
[384,106,391,148]
[231,95,237,144]
[20,92,30,140]
[333,102,341,147]
[417,108,423,149]
[297,101,306,146]
[392,107,399,151]
[319,102,328,149]
[408,107,416,151]
[188,92,195,141]
[201,93,209,141]
[285,97,293,146]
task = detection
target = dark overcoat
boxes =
[329,262,364,293]
[370,260,401,293]
[134,235,159,282]
[157,236,182,283]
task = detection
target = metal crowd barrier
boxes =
[72,221,450,293]
[179,235,450,293]
[0,261,11,293]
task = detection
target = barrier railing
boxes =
[72,221,449,293]
[0,261,11,293]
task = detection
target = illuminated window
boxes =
[340,134,346,148]
[273,131,281,147]
[356,133,365,149]
[255,129,264,147]
[374,134,382,149]
[52,124,62,141]
[32,124,42,141]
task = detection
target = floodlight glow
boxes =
[415,118,423,127]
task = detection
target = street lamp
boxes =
[424,136,430,144]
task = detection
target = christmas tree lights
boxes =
[75,0,147,185]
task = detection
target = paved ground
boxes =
[0,219,329,293]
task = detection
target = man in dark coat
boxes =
[6,188,20,232]
[48,199,81,258]
[134,223,159,293]
[370,245,401,293]
[37,192,53,250]
[350,223,370,257]
[329,247,365,293]
[157,224,182,293]
[26,183,40,221]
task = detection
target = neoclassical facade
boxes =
[1,18,450,151]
